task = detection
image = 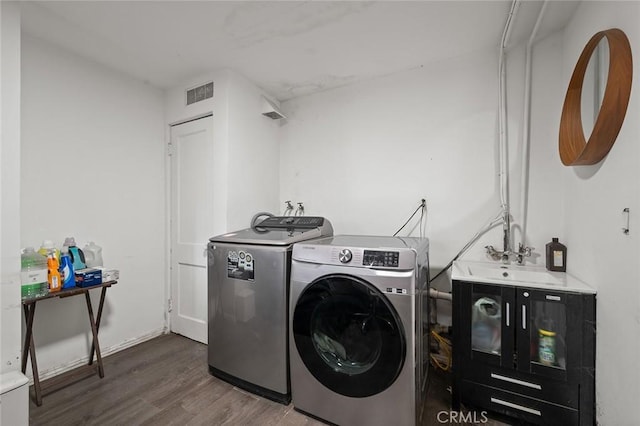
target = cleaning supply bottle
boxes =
[545,237,567,272]
[20,247,49,299]
[63,237,86,271]
[47,254,62,293]
[83,242,103,267]
[538,328,557,366]
[59,247,75,289]
[538,318,557,366]
[38,240,60,261]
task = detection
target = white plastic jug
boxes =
[83,242,103,267]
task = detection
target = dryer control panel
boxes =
[363,250,399,267]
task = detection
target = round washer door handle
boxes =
[339,249,353,263]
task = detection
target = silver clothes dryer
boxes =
[290,235,429,426]
[207,216,333,404]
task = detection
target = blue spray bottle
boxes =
[60,247,75,289]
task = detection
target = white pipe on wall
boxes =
[519,0,548,247]
[498,0,520,256]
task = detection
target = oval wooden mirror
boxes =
[581,37,608,140]
[559,28,632,166]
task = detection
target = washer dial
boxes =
[339,249,353,263]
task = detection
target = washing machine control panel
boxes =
[363,250,399,267]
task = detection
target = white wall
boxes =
[0,0,23,376]
[226,71,281,230]
[20,35,166,378]
[280,50,500,263]
[517,31,567,258]
[279,45,563,284]
[165,69,280,234]
[559,2,640,423]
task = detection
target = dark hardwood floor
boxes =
[29,333,509,425]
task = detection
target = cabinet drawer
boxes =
[460,363,579,408]
[460,381,579,426]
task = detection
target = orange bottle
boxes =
[47,254,61,292]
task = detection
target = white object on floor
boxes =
[0,371,29,426]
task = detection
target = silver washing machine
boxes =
[290,235,429,426]
[207,216,333,404]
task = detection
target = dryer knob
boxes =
[339,249,353,263]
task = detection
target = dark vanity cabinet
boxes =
[452,280,596,425]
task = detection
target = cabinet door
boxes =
[516,288,582,383]
[455,281,515,369]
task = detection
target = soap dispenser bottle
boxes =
[545,237,567,272]
[59,247,75,289]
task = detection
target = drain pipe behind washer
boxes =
[429,288,452,302]
[519,0,548,248]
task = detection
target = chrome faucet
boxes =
[502,211,510,263]
[484,210,533,265]
[515,243,532,265]
[485,245,506,262]
[485,243,533,265]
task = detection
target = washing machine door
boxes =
[292,274,406,398]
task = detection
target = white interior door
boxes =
[170,116,214,343]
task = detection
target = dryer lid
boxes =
[209,216,333,246]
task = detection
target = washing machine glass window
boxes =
[293,274,406,398]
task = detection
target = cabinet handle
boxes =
[505,302,510,327]
[490,373,542,390]
[522,305,527,330]
[546,295,561,301]
[491,397,541,416]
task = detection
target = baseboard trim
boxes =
[26,327,168,384]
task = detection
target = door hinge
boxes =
[168,298,173,312]
[167,142,176,156]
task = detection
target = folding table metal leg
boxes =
[85,291,104,378]
[88,286,107,366]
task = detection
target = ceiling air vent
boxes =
[186,82,213,105]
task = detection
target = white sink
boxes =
[465,264,563,285]
[451,260,595,294]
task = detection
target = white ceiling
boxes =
[19,1,580,101]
